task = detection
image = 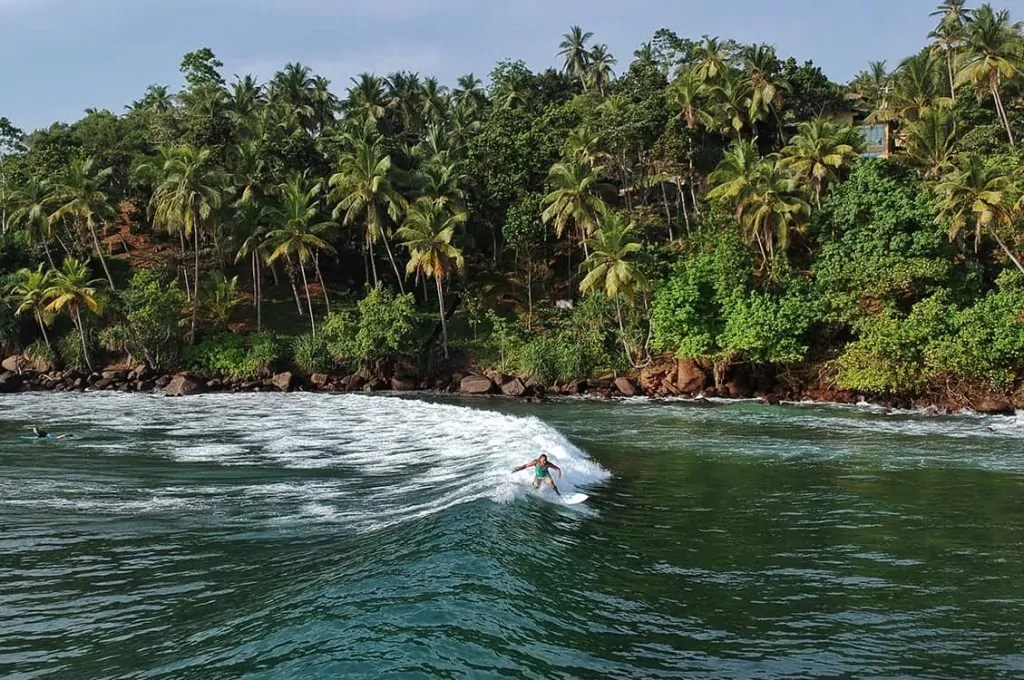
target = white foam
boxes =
[0,392,611,531]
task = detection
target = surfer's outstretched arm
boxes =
[548,463,563,479]
[511,458,537,473]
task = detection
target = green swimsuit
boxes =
[534,463,549,479]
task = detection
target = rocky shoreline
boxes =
[1,354,1020,416]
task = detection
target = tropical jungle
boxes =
[1,1,1024,411]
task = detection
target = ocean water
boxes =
[1,392,1023,679]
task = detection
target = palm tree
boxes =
[562,125,605,168]
[265,175,337,336]
[692,37,728,86]
[580,213,645,354]
[781,119,863,208]
[7,264,55,348]
[310,75,340,134]
[707,139,761,212]
[890,51,952,122]
[587,44,617,95]
[397,197,467,357]
[903,108,958,179]
[955,4,1023,144]
[711,72,751,140]
[346,73,388,127]
[386,71,425,136]
[226,74,266,135]
[420,77,449,127]
[50,157,117,290]
[328,133,406,291]
[930,0,972,99]
[45,258,104,373]
[853,61,894,121]
[559,26,594,89]
[668,69,715,131]
[9,178,56,267]
[233,200,271,330]
[270,62,316,131]
[741,156,811,270]
[541,157,614,254]
[936,153,1024,273]
[742,43,788,138]
[149,144,230,342]
[452,74,488,116]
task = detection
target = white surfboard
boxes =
[561,493,588,505]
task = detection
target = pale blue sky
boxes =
[1,0,940,132]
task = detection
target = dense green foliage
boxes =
[3,3,1024,402]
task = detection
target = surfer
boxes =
[512,454,562,496]
[32,426,70,440]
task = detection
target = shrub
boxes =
[185,331,283,380]
[292,333,331,375]
[835,293,954,395]
[59,331,96,372]
[24,339,55,368]
[321,285,422,372]
[99,269,186,370]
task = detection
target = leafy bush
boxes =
[99,269,186,370]
[292,333,331,375]
[321,311,358,369]
[720,285,817,365]
[24,339,55,367]
[482,296,620,384]
[185,331,283,380]
[651,227,750,358]
[929,272,1024,390]
[812,159,964,326]
[322,285,422,372]
[59,331,96,372]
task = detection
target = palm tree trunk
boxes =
[73,305,93,373]
[946,48,956,102]
[526,249,534,332]
[435,274,448,358]
[379,227,405,294]
[313,254,331,313]
[189,231,201,344]
[991,83,1015,145]
[615,296,633,367]
[299,259,316,337]
[366,228,380,287]
[35,311,51,348]
[287,261,304,315]
[179,230,191,302]
[990,228,1024,276]
[688,155,701,219]
[660,182,673,241]
[252,251,262,331]
[42,240,56,269]
[87,220,116,290]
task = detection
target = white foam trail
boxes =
[0,392,611,530]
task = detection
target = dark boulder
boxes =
[615,377,638,397]
[501,377,528,398]
[460,375,495,395]
[0,371,23,393]
[391,375,420,392]
[165,374,205,397]
[271,372,297,392]
[975,397,1015,415]
[676,358,706,394]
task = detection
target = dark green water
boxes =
[2,393,1023,679]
